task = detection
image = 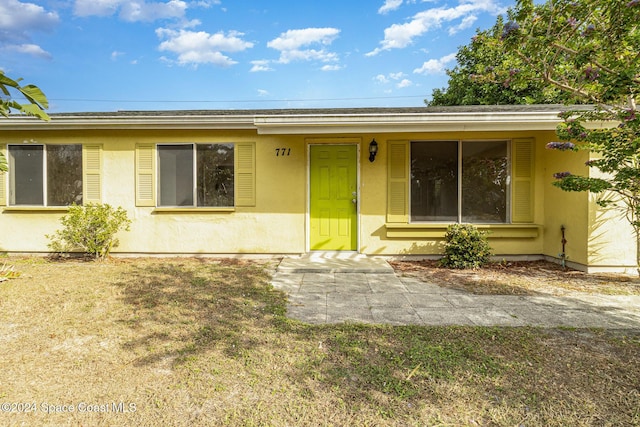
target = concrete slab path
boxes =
[271,254,640,328]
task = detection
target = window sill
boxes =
[152,207,235,213]
[385,223,540,239]
[2,206,70,213]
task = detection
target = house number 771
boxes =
[275,148,291,156]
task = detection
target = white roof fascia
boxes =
[1,109,566,133]
[0,114,257,131]
[253,111,565,134]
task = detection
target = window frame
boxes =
[7,143,84,207]
[156,142,236,209]
[409,139,512,224]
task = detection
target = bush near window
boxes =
[47,203,131,260]
[440,224,492,269]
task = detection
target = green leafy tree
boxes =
[0,71,49,172]
[484,0,640,272]
[427,16,572,106]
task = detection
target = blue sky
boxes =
[1,0,514,112]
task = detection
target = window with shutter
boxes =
[147,142,253,208]
[5,143,86,207]
[390,138,534,224]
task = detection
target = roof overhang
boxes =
[253,111,564,134]
[0,107,572,134]
[0,114,257,131]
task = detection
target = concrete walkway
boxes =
[270,254,640,328]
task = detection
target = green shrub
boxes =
[47,203,131,260]
[440,224,492,269]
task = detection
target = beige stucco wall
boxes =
[541,143,591,265]
[541,139,637,271]
[0,126,636,270]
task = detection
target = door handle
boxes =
[352,198,357,204]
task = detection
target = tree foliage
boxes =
[0,71,49,121]
[480,0,640,271]
[0,71,50,172]
[495,0,639,109]
[427,16,573,106]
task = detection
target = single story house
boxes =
[0,105,635,273]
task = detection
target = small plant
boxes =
[47,203,131,260]
[0,263,20,282]
[440,224,492,269]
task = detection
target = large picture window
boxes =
[411,141,509,223]
[157,143,234,207]
[8,144,83,206]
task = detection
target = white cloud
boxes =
[191,0,220,8]
[321,64,341,71]
[74,0,121,17]
[277,49,338,64]
[268,28,339,50]
[413,52,457,74]
[6,43,52,59]
[375,72,413,89]
[111,51,125,60]
[257,89,269,96]
[156,28,254,66]
[74,0,188,22]
[374,74,389,84]
[448,15,477,35]
[0,0,58,56]
[267,27,340,64]
[374,71,408,85]
[250,60,273,72]
[122,0,187,21]
[367,0,502,55]
[378,0,403,14]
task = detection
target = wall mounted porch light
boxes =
[369,139,378,162]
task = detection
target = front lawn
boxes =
[0,257,638,426]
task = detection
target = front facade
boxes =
[0,106,636,272]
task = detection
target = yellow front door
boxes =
[310,145,358,251]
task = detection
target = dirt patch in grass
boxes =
[390,259,640,296]
[0,257,639,426]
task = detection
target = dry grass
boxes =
[0,257,639,426]
[390,260,640,296]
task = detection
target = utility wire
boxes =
[48,95,427,104]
